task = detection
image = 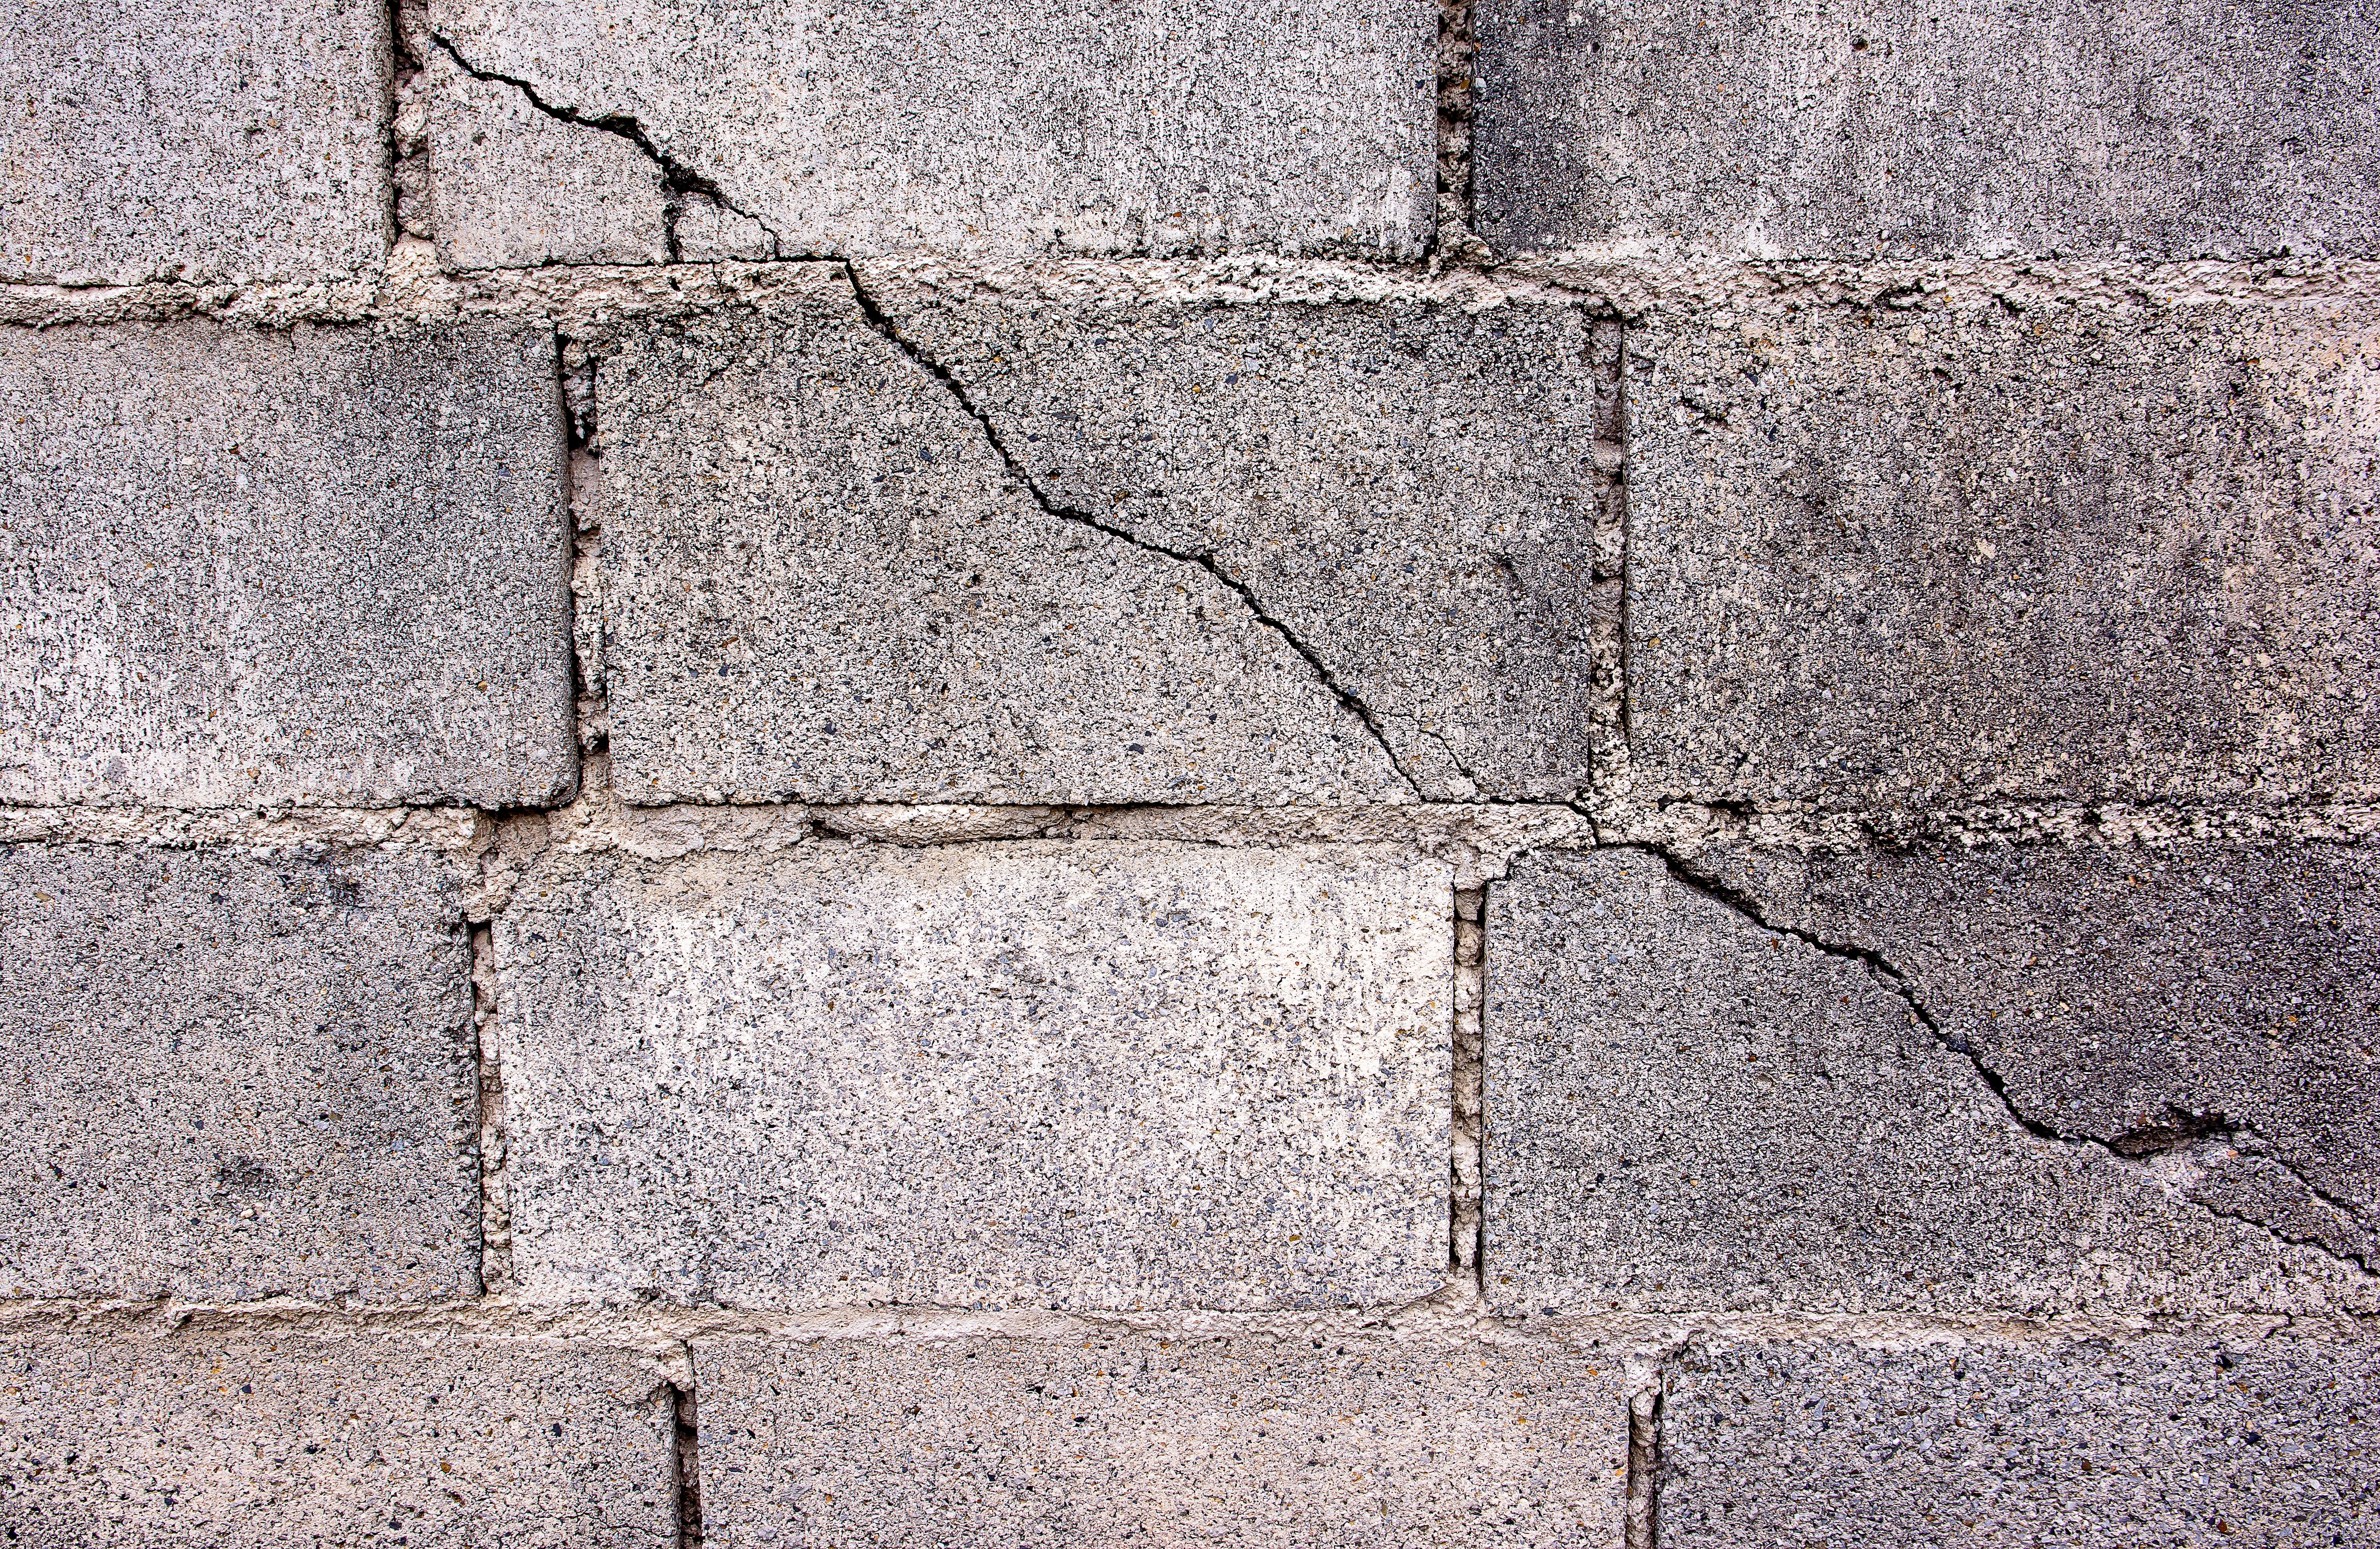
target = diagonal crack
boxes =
[1637,841,2379,1278]
[426,33,787,262]
[837,262,1426,798]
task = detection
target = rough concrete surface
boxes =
[495,840,1451,1309]
[591,284,1412,805]
[0,845,480,1302]
[695,1332,1629,1547]
[0,321,576,808]
[1474,0,2380,260]
[1659,1329,2380,1547]
[879,288,1618,799]
[1698,838,2380,1269]
[1625,301,2380,813]
[424,0,1434,264]
[0,1332,678,1547]
[1482,849,2377,1315]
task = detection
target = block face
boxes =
[1474,0,2380,260]
[0,1333,678,1548]
[0,321,576,808]
[497,841,1451,1309]
[0,844,480,1301]
[592,292,1410,805]
[1482,849,2376,1315]
[1625,304,2380,814]
[1660,1332,2380,1547]
[695,1333,1628,1547]
[1704,839,2380,1268]
[0,0,389,284]
[880,292,1618,800]
[426,0,1434,264]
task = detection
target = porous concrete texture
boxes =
[1659,1328,2380,1546]
[0,320,577,809]
[877,286,1619,799]
[1625,300,2380,814]
[1482,848,2378,1316]
[0,845,480,1302]
[589,283,1413,806]
[1473,0,2380,261]
[694,1332,1629,1546]
[495,840,1451,1309]
[0,1331,679,1547]
[0,0,390,285]
[422,0,1435,264]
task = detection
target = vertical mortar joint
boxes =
[1451,884,1487,1292]
[1434,0,1487,263]
[468,921,512,1295]
[673,1372,703,1549]
[1626,1383,1662,1549]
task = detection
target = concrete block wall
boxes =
[1,1,2374,1543]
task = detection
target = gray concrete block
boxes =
[878,290,1620,800]
[423,0,1434,263]
[0,321,576,808]
[1474,0,2380,260]
[1624,303,2380,814]
[495,840,1451,1309]
[1699,839,2380,1270]
[0,844,480,1302]
[0,1331,678,1548]
[1482,849,2377,1315]
[0,0,389,284]
[694,1332,1628,1547]
[591,287,1411,805]
[1659,1329,2380,1546]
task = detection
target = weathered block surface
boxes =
[592,285,1410,805]
[496,840,1451,1309]
[426,0,1434,264]
[1660,1330,2380,1546]
[1626,303,2380,813]
[695,1333,1628,1546]
[0,0,389,284]
[1474,0,2380,260]
[880,289,1618,800]
[1482,849,2377,1315]
[0,1332,677,1547]
[1700,838,2380,1268]
[0,322,576,808]
[0,845,479,1301]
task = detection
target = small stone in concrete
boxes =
[1483,849,2376,1315]
[0,321,576,808]
[0,844,479,1302]
[1660,1330,2380,1546]
[425,0,1434,263]
[0,1332,678,1547]
[695,1332,1628,1547]
[592,287,1410,805]
[1473,0,2380,260]
[1624,302,2380,813]
[0,0,389,283]
[497,841,1450,1310]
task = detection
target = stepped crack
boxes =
[839,262,1425,798]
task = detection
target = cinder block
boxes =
[1625,303,2380,813]
[0,1332,678,1548]
[423,0,1434,264]
[0,321,575,808]
[1473,0,2380,260]
[1482,849,2376,1315]
[0,845,480,1301]
[1659,1330,2380,1546]
[591,287,1412,805]
[694,1332,1629,1547]
[876,290,1619,800]
[496,840,1451,1309]
[0,0,388,284]
[1697,838,2380,1268]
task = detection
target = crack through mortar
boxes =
[1638,842,2380,1278]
